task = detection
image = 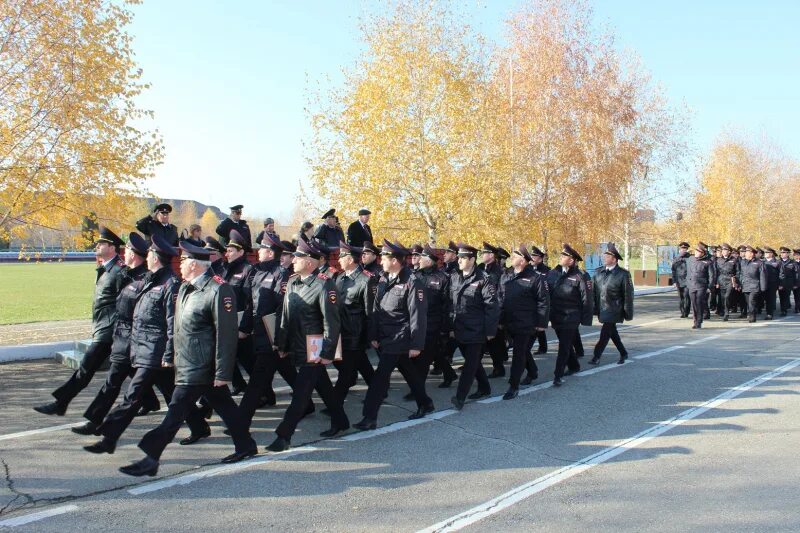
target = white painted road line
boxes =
[685,334,721,345]
[633,345,685,360]
[128,446,319,495]
[0,422,84,442]
[417,356,800,533]
[0,504,79,528]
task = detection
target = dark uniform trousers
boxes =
[239,348,298,427]
[508,333,536,388]
[139,383,253,460]
[487,329,508,372]
[553,328,580,379]
[455,343,491,401]
[333,349,375,400]
[689,290,707,326]
[594,323,627,357]
[100,367,208,445]
[535,330,547,352]
[778,288,792,313]
[793,287,800,312]
[363,351,431,419]
[677,287,691,317]
[763,288,777,316]
[719,285,736,317]
[744,291,760,320]
[428,335,457,382]
[276,364,348,439]
[52,341,112,406]
[572,331,584,357]
[82,361,159,425]
[232,336,255,391]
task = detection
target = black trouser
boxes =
[523,337,540,377]
[594,323,626,358]
[689,289,707,326]
[793,287,800,312]
[429,334,457,381]
[553,327,580,379]
[52,341,112,407]
[779,288,792,313]
[139,383,253,460]
[333,348,374,400]
[763,287,777,316]
[535,330,547,352]
[719,284,736,317]
[363,351,431,420]
[455,343,490,401]
[744,291,760,320]
[709,286,718,311]
[508,333,534,389]
[487,329,507,372]
[677,287,691,317]
[276,364,348,439]
[239,349,298,427]
[572,331,584,358]
[232,336,255,390]
[82,360,161,425]
[101,367,207,444]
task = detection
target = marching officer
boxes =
[216,205,253,252]
[672,242,691,318]
[71,232,152,435]
[686,242,714,329]
[221,229,255,394]
[545,244,593,387]
[736,245,749,317]
[314,209,346,248]
[715,243,740,321]
[237,234,303,430]
[204,236,226,275]
[136,203,179,246]
[267,240,350,452]
[479,242,507,378]
[34,227,129,416]
[448,243,500,410]
[762,247,780,320]
[794,249,800,313]
[118,240,257,476]
[529,245,550,354]
[346,208,374,247]
[354,240,434,429]
[589,243,633,365]
[498,245,549,400]
[361,241,383,276]
[739,245,767,323]
[85,234,210,454]
[778,247,798,316]
[332,241,377,401]
[431,240,460,378]
[407,244,456,390]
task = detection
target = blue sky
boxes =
[128,0,800,221]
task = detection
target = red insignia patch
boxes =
[223,296,233,312]
[213,275,226,284]
[328,290,337,304]
[318,273,329,280]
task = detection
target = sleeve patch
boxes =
[417,289,424,301]
[328,290,337,304]
[222,296,233,312]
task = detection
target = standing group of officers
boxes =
[32,204,640,478]
[671,241,800,328]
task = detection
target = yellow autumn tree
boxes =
[0,0,163,246]
[307,0,505,245]
[688,133,799,246]
[198,208,221,241]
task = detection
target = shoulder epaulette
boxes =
[317,273,329,280]
[361,269,373,278]
[212,275,226,284]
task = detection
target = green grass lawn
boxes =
[0,262,96,324]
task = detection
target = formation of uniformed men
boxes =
[671,242,800,326]
[33,205,644,476]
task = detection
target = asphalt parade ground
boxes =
[1,292,800,531]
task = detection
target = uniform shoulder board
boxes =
[212,274,226,284]
[361,269,373,278]
[317,273,329,280]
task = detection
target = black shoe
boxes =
[520,374,537,386]
[320,424,350,438]
[119,456,159,477]
[617,354,628,365]
[467,389,491,400]
[766,315,773,320]
[179,429,211,445]
[502,388,518,401]
[553,378,564,387]
[402,392,415,401]
[488,369,505,379]
[723,315,729,321]
[564,367,580,376]
[353,418,377,431]
[588,356,600,365]
[438,376,454,388]
[221,447,258,464]
[258,393,277,408]
[71,421,99,436]
[33,401,66,416]
[83,438,116,454]
[451,397,465,411]
[408,402,434,420]
[535,347,547,354]
[266,437,291,452]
